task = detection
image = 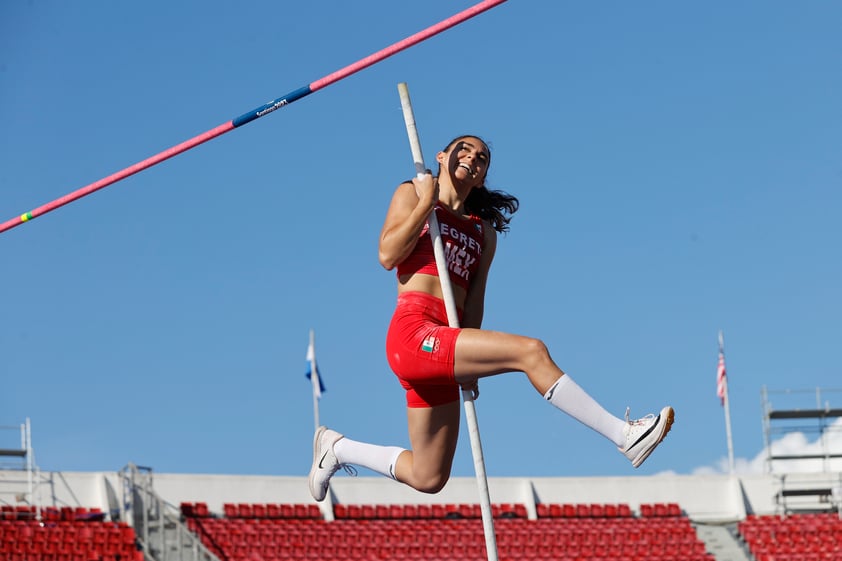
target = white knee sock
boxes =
[543,375,627,447]
[333,437,406,480]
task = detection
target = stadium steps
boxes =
[137,499,219,561]
[123,464,219,561]
[693,522,752,561]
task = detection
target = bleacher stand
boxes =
[737,512,842,561]
[181,500,715,561]
[0,505,142,561]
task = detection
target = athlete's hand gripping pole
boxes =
[397,82,499,561]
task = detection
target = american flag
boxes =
[716,331,727,405]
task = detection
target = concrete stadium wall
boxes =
[0,469,120,515]
[5,468,812,523]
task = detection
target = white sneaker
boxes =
[619,406,674,468]
[308,426,345,502]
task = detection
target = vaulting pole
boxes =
[0,0,508,235]
[397,82,499,561]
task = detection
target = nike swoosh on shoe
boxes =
[628,413,661,450]
[318,451,330,469]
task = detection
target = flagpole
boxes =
[723,382,735,475]
[719,330,735,475]
[310,329,320,432]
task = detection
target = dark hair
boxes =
[440,135,519,233]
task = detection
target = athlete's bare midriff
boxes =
[397,273,468,310]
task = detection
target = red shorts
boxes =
[386,291,462,408]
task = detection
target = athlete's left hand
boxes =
[460,380,479,400]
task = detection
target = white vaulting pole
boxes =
[397,84,460,328]
[397,82,498,561]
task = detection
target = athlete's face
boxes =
[438,137,489,188]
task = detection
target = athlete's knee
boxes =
[411,472,450,495]
[520,337,552,371]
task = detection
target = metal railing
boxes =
[120,463,220,561]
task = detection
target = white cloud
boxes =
[690,418,842,476]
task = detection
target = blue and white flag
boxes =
[305,339,326,399]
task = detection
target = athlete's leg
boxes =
[452,328,560,391]
[453,328,627,446]
[392,400,461,494]
[451,328,674,466]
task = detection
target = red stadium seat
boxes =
[180,502,194,517]
[493,503,526,518]
[16,506,36,521]
[265,503,280,518]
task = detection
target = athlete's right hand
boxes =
[412,171,438,211]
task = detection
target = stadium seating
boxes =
[0,505,141,561]
[180,501,715,561]
[737,512,842,561]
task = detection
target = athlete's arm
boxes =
[379,178,438,270]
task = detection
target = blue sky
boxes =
[2,1,840,482]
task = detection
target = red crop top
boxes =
[396,202,485,290]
